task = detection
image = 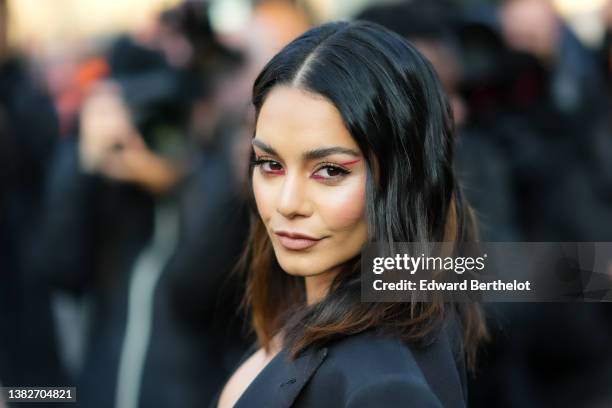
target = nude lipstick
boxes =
[274,231,324,250]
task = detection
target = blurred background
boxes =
[1,0,611,407]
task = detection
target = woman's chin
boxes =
[278,262,317,277]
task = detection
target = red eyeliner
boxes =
[339,159,361,166]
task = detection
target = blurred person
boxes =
[444,0,612,242]
[455,4,612,408]
[213,20,487,408]
[43,46,111,138]
[251,0,312,48]
[498,0,607,118]
[0,0,66,390]
[604,0,612,74]
[496,0,612,241]
[600,0,612,93]
[34,5,252,407]
[239,0,312,78]
[500,0,559,63]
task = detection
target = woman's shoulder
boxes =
[314,330,434,387]
[297,320,467,408]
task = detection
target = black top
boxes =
[211,318,467,408]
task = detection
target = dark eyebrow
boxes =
[252,139,278,156]
[252,139,360,160]
[303,147,360,160]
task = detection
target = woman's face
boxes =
[252,86,368,285]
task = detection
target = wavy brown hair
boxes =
[236,20,488,369]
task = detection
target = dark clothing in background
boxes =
[458,34,612,408]
[455,126,519,241]
[470,303,612,408]
[446,7,612,408]
[36,131,250,407]
[0,55,64,387]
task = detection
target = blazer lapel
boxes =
[234,346,328,408]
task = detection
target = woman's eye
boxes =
[312,165,350,180]
[253,159,284,175]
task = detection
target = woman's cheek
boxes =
[318,178,366,228]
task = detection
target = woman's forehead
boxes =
[255,86,358,153]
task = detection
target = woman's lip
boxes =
[274,230,320,240]
[274,232,323,250]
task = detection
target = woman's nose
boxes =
[276,173,312,218]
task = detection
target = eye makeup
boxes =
[251,155,355,182]
[339,159,361,166]
[251,157,284,175]
[250,139,362,183]
[311,162,351,181]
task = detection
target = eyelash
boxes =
[250,157,351,181]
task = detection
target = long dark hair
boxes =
[238,20,487,369]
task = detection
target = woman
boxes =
[215,20,487,408]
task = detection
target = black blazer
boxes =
[212,318,467,408]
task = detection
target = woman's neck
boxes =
[304,267,339,305]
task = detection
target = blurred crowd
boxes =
[1,0,612,407]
